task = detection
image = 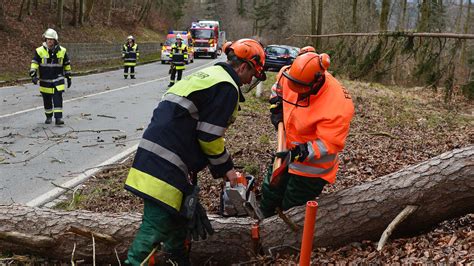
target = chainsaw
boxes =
[220,173,264,220]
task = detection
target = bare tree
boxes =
[84,0,95,23]
[70,0,77,26]
[105,0,113,25]
[397,0,408,31]
[0,2,7,31]
[18,0,27,21]
[316,0,323,48]
[352,0,358,32]
[27,0,32,16]
[57,0,64,28]
[379,0,390,31]
[311,0,316,47]
[79,0,85,25]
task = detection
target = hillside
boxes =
[0,0,166,81]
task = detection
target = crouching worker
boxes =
[260,49,355,218]
[124,38,266,265]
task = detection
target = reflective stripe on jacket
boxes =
[281,72,354,184]
[30,45,71,94]
[122,43,139,66]
[125,63,241,215]
[170,43,188,70]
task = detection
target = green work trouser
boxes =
[126,199,188,265]
[260,166,327,218]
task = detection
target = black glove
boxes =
[66,77,72,88]
[269,96,283,129]
[188,200,214,241]
[276,143,309,162]
[184,186,214,241]
[32,76,39,85]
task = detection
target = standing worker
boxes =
[29,28,71,125]
[260,48,354,218]
[168,34,188,87]
[122,35,139,79]
[124,38,266,265]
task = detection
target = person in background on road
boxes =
[260,47,354,218]
[29,28,71,125]
[124,38,266,265]
[122,35,139,79]
[168,33,188,87]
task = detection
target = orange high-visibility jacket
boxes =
[275,71,354,184]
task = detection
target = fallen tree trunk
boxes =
[0,146,473,264]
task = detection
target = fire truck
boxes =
[190,20,224,59]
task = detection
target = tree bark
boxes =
[18,0,27,22]
[83,0,94,23]
[57,0,64,28]
[379,0,390,31]
[0,2,6,31]
[79,0,84,25]
[352,0,358,32]
[70,0,77,26]
[315,0,323,49]
[0,146,473,264]
[105,0,113,25]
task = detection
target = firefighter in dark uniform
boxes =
[124,39,266,265]
[30,28,71,125]
[123,35,139,79]
[168,33,188,87]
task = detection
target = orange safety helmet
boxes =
[228,38,266,80]
[222,41,233,55]
[298,46,316,55]
[282,52,330,94]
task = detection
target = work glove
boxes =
[66,77,72,88]
[276,143,309,162]
[184,186,214,241]
[188,201,214,241]
[269,96,283,129]
[31,76,39,85]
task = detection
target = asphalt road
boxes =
[0,57,221,205]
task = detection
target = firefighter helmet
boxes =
[228,38,266,80]
[176,34,183,40]
[127,35,135,41]
[298,46,316,55]
[43,28,58,41]
[282,52,330,94]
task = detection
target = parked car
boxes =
[161,31,194,64]
[264,45,299,71]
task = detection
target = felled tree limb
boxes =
[0,146,472,264]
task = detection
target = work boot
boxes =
[168,82,174,87]
[124,75,128,79]
[55,118,64,125]
[45,117,52,124]
[131,75,136,79]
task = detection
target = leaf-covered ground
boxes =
[55,76,473,264]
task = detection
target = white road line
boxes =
[0,59,218,119]
[25,144,139,207]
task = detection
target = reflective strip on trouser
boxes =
[126,168,183,211]
[124,62,137,66]
[259,165,327,218]
[126,199,189,265]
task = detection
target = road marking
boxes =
[26,144,139,207]
[0,59,218,119]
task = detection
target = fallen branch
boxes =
[67,226,118,244]
[97,114,117,119]
[377,205,418,251]
[349,131,398,139]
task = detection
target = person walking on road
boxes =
[124,38,266,265]
[168,34,188,87]
[29,28,71,125]
[260,48,355,218]
[122,35,139,79]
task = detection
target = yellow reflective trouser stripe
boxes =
[198,137,224,156]
[124,62,137,66]
[126,168,183,211]
[40,85,65,94]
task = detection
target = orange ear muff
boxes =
[319,53,330,70]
